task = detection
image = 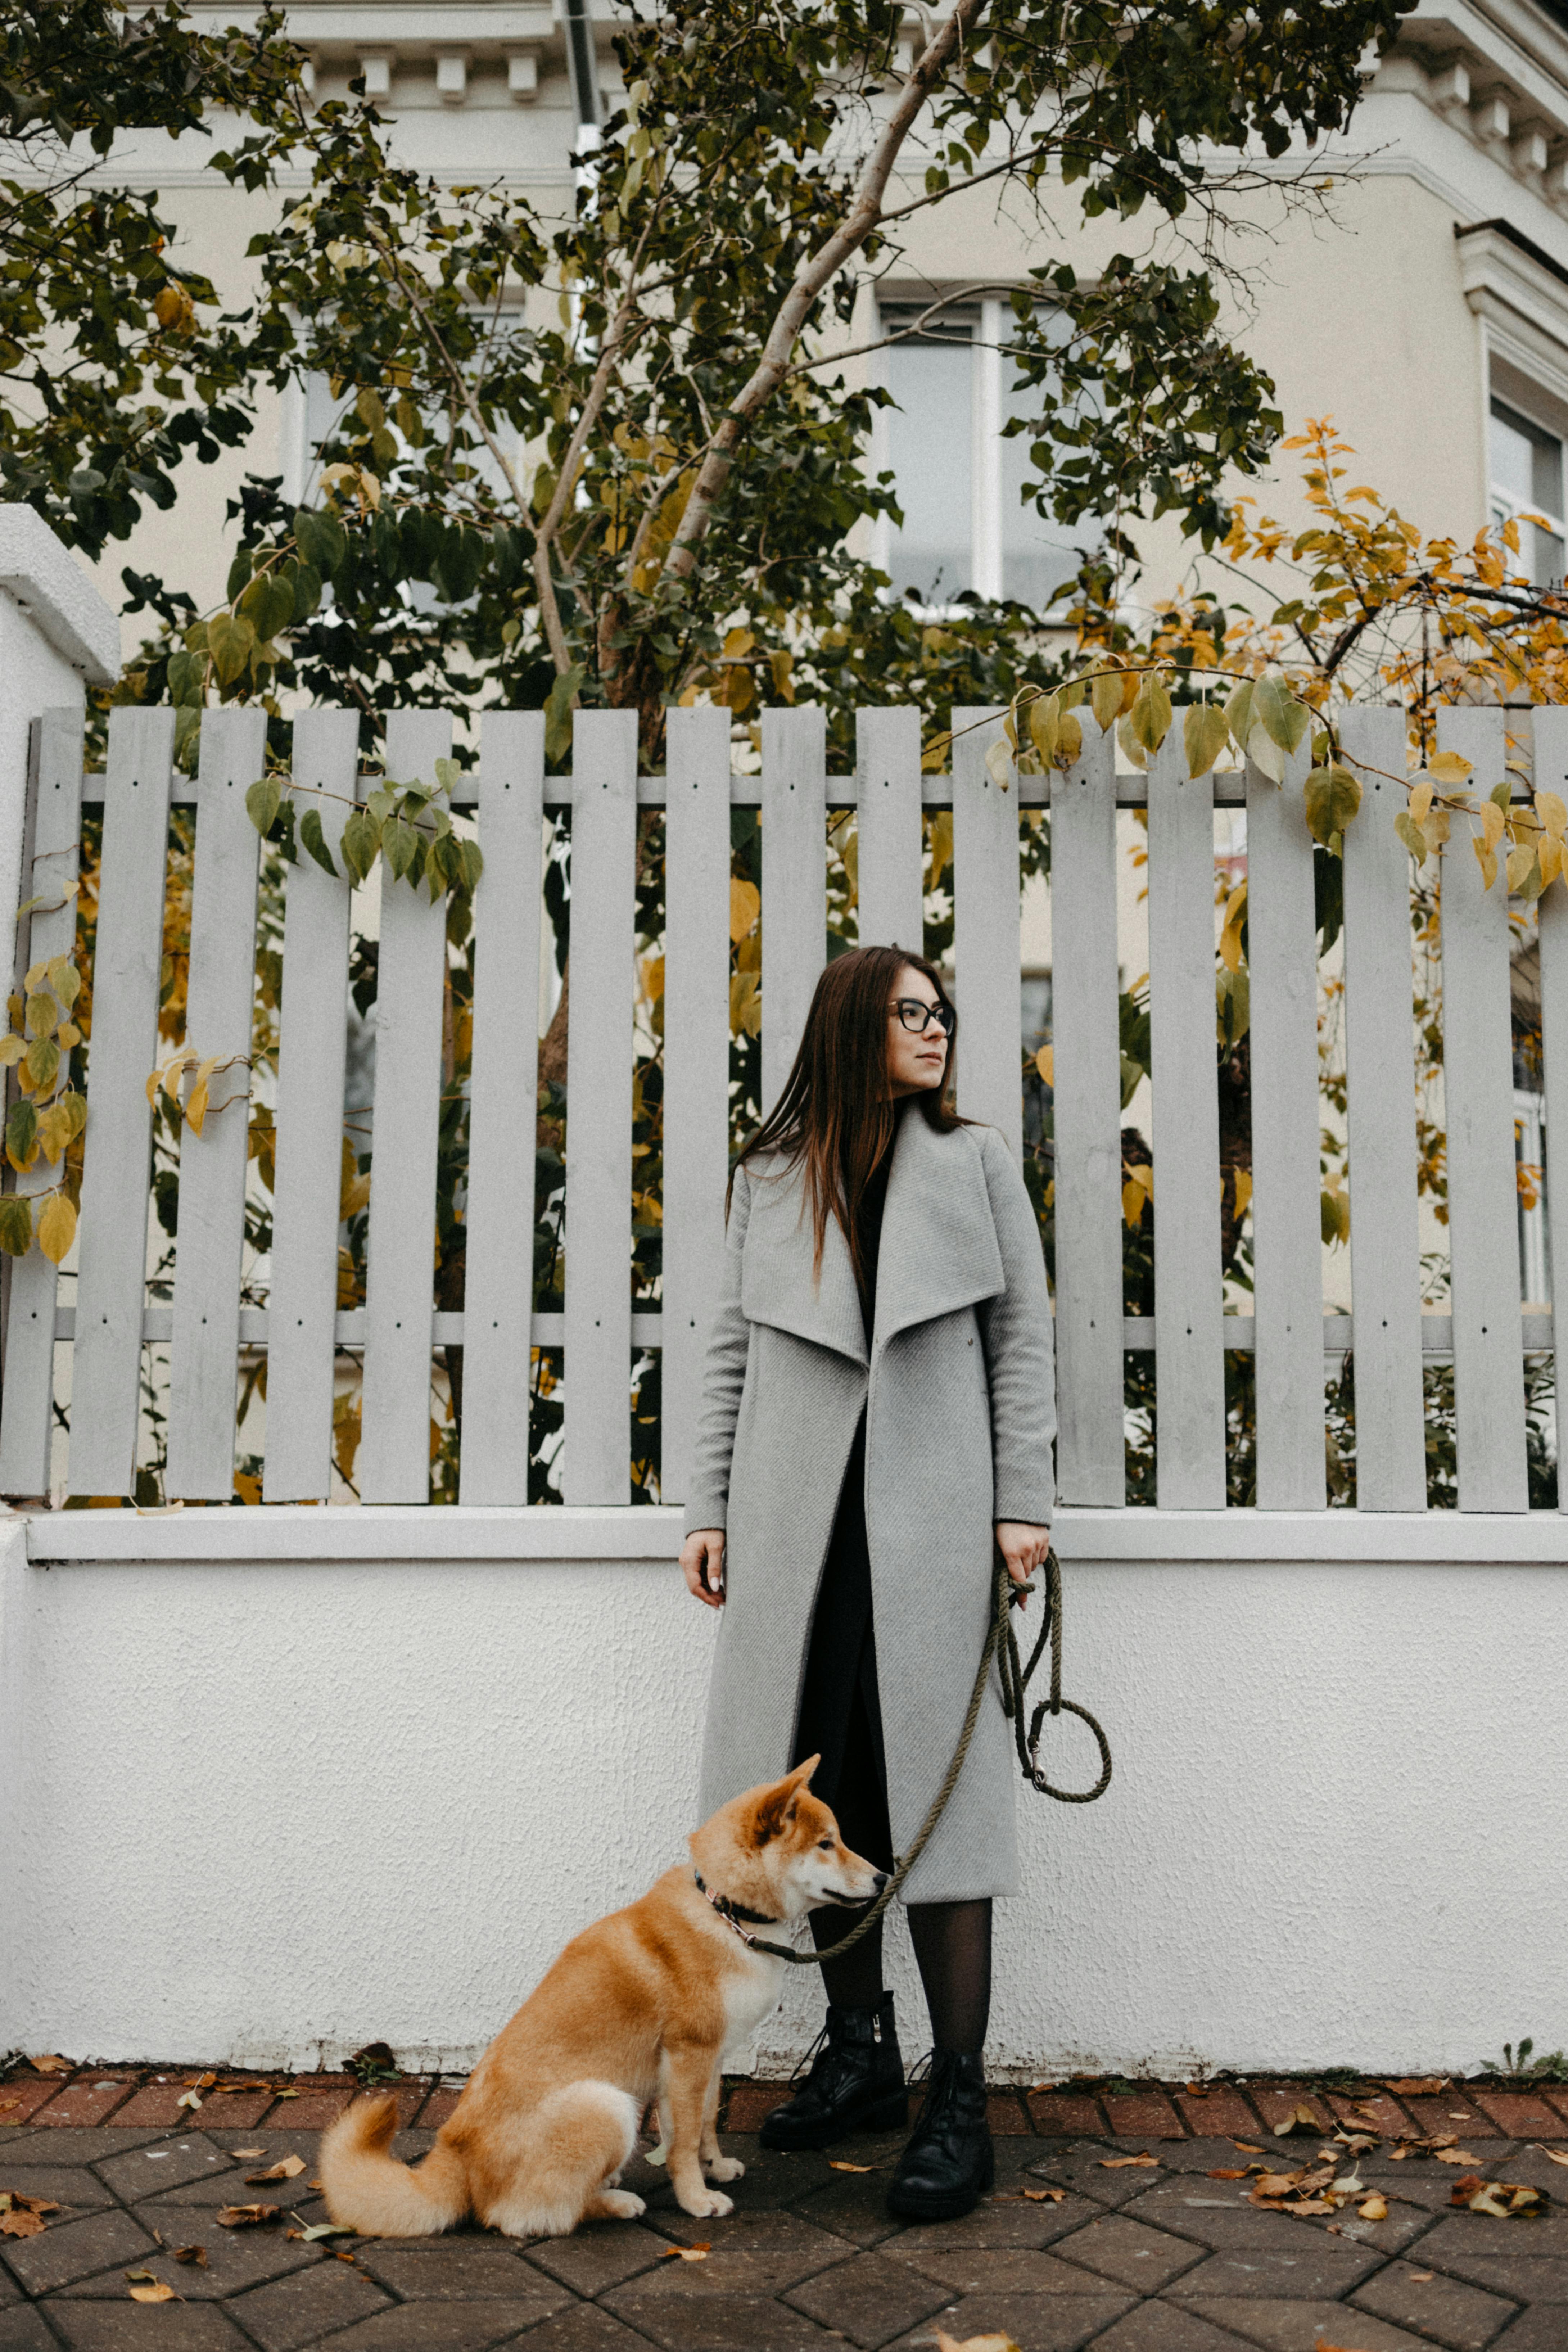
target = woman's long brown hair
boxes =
[733,943,961,1292]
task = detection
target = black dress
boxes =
[789,1152,896,1874]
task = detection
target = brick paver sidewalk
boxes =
[4,2065,1566,2349]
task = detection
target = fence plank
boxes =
[661,705,732,1506]
[1146,729,1226,1508]
[67,709,177,1496]
[1246,745,1327,1509]
[1435,707,1529,1511]
[856,706,924,953]
[563,709,639,1506]
[359,711,453,1503]
[952,707,1022,1153]
[165,708,267,1500]
[1049,713,1123,1505]
[263,709,359,1502]
[457,712,545,1505]
[1338,704,1427,1510]
[760,706,827,1114]
[1532,708,1568,1509]
[0,708,84,1495]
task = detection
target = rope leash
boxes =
[737,1545,1112,1967]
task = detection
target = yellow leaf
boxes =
[186,1083,209,1136]
[1506,844,1539,895]
[1034,1044,1053,1087]
[129,2283,177,2303]
[1089,668,1123,733]
[728,879,760,944]
[1234,1168,1252,1218]
[0,1037,23,1067]
[1122,1177,1147,1228]
[1028,695,1059,766]
[1536,790,1567,839]
[985,738,1013,791]
[36,1193,76,1267]
[1535,2145,1568,2167]
[1479,800,1506,853]
[1359,2194,1388,2220]
[24,992,56,1038]
[827,2160,879,2173]
[1472,834,1498,891]
[1409,780,1434,826]
[1428,750,1474,784]
[1128,674,1172,756]
[640,953,665,1005]
[661,2244,711,2262]
[1184,703,1229,780]
[1099,2153,1157,2168]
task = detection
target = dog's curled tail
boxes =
[318,2092,468,2238]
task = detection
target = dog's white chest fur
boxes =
[721,1949,785,2060]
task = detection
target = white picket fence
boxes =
[1,697,1563,1514]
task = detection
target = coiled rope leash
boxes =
[725,1545,1112,1967]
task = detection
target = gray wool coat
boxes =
[683,1109,1056,1902]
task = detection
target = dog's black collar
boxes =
[692,1870,780,1930]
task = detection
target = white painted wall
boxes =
[4,1508,1565,2078]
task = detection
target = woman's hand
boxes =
[995,1520,1050,1606]
[681,1528,726,1608]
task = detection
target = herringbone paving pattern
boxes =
[3,2068,1565,2349]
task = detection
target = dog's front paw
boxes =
[677,2186,735,2219]
[598,2189,646,2221]
[704,2155,745,2183]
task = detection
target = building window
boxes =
[877,300,1088,612]
[1490,396,1565,589]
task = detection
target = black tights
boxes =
[813,1897,992,2053]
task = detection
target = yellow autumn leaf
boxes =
[1472,834,1499,890]
[1409,778,1434,826]
[1428,750,1474,784]
[1537,789,1567,839]
[1542,835,1564,890]
[1035,1044,1053,1087]
[129,2283,177,2303]
[1479,800,1506,853]
[1089,668,1123,733]
[1234,1167,1252,1218]
[36,1193,77,1266]
[1506,844,1538,895]
[729,879,760,944]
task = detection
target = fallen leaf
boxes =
[177,2092,203,2113]
[1184,2082,1209,2097]
[1384,2077,1448,2096]
[1451,2176,1546,2218]
[1409,2271,1433,2281]
[1022,2188,1066,2203]
[1284,2196,1335,2216]
[246,2157,306,2184]
[827,2161,879,2173]
[1314,2341,1383,2352]
[308,2178,324,2191]
[336,2250,357,2263]
[216,2204,280,2227]
[1099,2153,1157,2168]
[1434,2149,1480,2165]
[1028,2081,1059,2094]
[0,2209,46,2239]
[662,2244,711,2262]
[1273,2104,1323,2137]
[1232,2140,1264,2153]
[933,2336,1022,2352]
[1359,2194,1389,2221]
[26,2055,72,2076]
[182,2073,218,2091]
[171,2247,207,2267]
[214,2080,275,2095]
[231,2149,267,2160]
[1533,2146,1568,2168]
[271,2088,301,2100]
[293,2217,356,2242]
[129,2283,177,2303]
[1207,2168,1251,2179]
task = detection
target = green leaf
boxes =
[1394,809,1428,867]
[1184,703,1229,779]
[226,549,254,601]
[245,776,282,839]
[1304,762,1363,848]
[23,1035,59,1094]
[1251,672,1297,752]
[544,664,586,767]
[340,809,382,886]
[456,839,484,893]
[293,505,346,576]
[298,807,337,878]
[1223,677,1255,751]
[290,562,322,622]
[240,570,294,646]
[46,957,80,1011]
[382,814,419,882]
[433,757,459,798]
[6,1098,38,1172]
[208,610,256,688]
[0,1193,33,1256]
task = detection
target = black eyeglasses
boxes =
[889,997,954,1036]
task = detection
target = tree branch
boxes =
[660,0,990,586]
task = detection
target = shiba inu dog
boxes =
[317,1758,885,2238]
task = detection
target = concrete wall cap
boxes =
[0,506,119,685]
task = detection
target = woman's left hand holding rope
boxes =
[994,1521,1049,1607]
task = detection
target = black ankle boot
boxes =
[887,2049,993,2221]
[759,1995,906,2151]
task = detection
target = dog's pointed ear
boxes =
[754,1758,818,1844]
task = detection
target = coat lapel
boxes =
[739,1156,868,1366]
[872,1114,1004,1357]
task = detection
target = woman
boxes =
[678,943,1055,2222]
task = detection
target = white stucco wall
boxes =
[3,1507,1564,2078]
